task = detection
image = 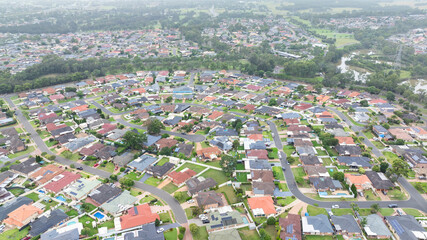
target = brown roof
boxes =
[195,191,225,208]
[155,138,178,149]
[251,170,274,182]
[279,214,302,240]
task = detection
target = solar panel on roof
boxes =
[287,224,293,234]
[43,170,54,176]
[389,219,405,235]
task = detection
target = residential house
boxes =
[304,166,329,177]
[186,177,217,196]
[363,214,392,239]
[146,162,175,178]
[337,156,372,169]
[121,223,164,240]
[302,214,334,236]
[0,197,33,222]
[30,165,64,185]
[118,204,160,230]
[385,215,427,240]
[365,171,394,192]
[335,145,362,157]
[373,125,389,138]
[155,138,178,150]
[100,190,138,216]
[195,191,226,209]
[196,146,221,161]
[63,178,101,201]
[300,156,322,166]
[247,196,276,217]
[168,169,197,186]
[345,174,372,191]
[128,154,157,172]
[175,143,193,157]
[3,204,43,228]
[279,214,302,240]
[331,215,362,237]
[29,209,68,237]
[249,170,274,182]
[309,177,342,192]
[252,182,275,196]
[44,172,81,194]
[86,184,122,207]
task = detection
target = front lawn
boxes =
[201,169,229,185]
[25,192,39,201]
[307,205,327,216]
[379,208,395,216]
[411,182,427,194]
[283,145,295,156]
[238,226,259,240]
[236,172,248,182]
[278,183,289,191]
[0,227,29,240]
[402,208,424,217]
[272,166,285,180]
[8,146,35,159]
[388,189,407,200]
[145,177,162,187]
[157,157,169,166]
[191,226,208,240]
[159,212,171,223]
[60,150,81,161]
[98,162,115,173]
[331,208,353,216]
[164,228,177,240]
[125,172,143,181]
[175,162,206,173]
[277,196,296,206]
[162,182,179,194]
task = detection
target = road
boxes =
[90,101,205,143]
[267,116,427,213]
[4,96,189,224]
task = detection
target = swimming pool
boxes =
[319,192,328,196]
[94,212,105,220]
[242,217,248,224]
[336,193,347,196]
[38,190,45,194]
[67,221,77,226]
[56,196,67,202]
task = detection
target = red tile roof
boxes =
[168,169,197,185]
[119,204,159,230]
[44,171,81,193]
[247,196,276,215]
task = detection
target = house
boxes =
[175,143,193,157]
[296,146,317,156]
[41,224,81,240]
[118,204,160,230]
[196,146,221,161]
[388,128,413,142]
[363,214,392,239]
[168,169,197,185]
[335,137,355,145]
[100,190,138,216]
[247,196,276,217]
[331,215,362,237]
[63,178,101,200]
[29,209,68,236]
[250,170,274,182]
[365,171,394,192]
[252,182,275,196]
[309,177,342,191]
[335,145,362,157]
[373,125,389,138]
[30,164,65,185]
[345,174,372,191]
[304,166,329,177]
[210,137,233,151]
[279,214,302,240]
[300,156,322,166]
[353,112,370,123]
[195,191,226,209]
[9,157,40,176]
[248,159,272,170]
[44,171,81,193]
[406,126,427,140]
[155,138,178,150]
[146,162,175,178]
[86,184,122,206]
[128,154,157,172]
[385,215,427,240]
[337,156,372,169]
[186,177,217,196]
[302,214,334,236]
[403,152,427,168]
[246,149,269,159]
[121,223,164,240]
[208,111,224,120]
[0,197,33,222]
[3,204,43,228]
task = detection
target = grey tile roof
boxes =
[365,171,394,190]
[363,214,392,238]
[331,215,361,234]
[41,228,79,240]
[385,215,426,240]
[0,196,33,221]
[186,177,217,195]
[303,214,334,234]
[10,157,40,175]
[128,154,157,172]
[88,184,122,205]
[123,223,165,240]
[147,162,175,178]
[337,156,372,168]
[29,209,68,236]
[249,160,272,170]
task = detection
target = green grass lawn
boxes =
[66,209,79,217]
[272,166,285,180]
[8,146,34,159]
[164,228,177,240]
[383,151,401,163]
[24,192,39,201]
[322,157,333,166]
[0,227,29,240]
[307,205,328,216]
[278,183,289,191]
[236,172,248,182]
[175,162,206,173]
[201,142,210,148]
[162,182,179,194]
[191,226,208,240]
[202,160,221,168]
[98,162,115,173]
[357,208,373,216]
[98,219,115,229]
[216,185,238,204]
[264,225,277,239]
[145,177,162,187]
[364,189,381,201]
[140,195,156,204]
[130,188,142,197]
[159,212,171,223]
[316,149,328,156]
[79,215,98,236]
[157,157,169,166]
[238,226,259,240]
[388,189,407,200]
[363,130,374,139]
[277,196,296,206]
[332,208,353,216]
[125,172,143,181]
[201,169,229,185]
[372,141,385,149]
[236,163,245,170]
[305,235,335,240]
[9,188,25,197]
[411,182,427,194]
[379,208,395,216]
[283,145,295,156]
[402,208,424,217]
[60,150,81,161]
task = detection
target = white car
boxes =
[187,199,194,203]
[332,205,339,209]
[157,228,164,233]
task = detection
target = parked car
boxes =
[332,205,339,209]
[202,219,210,224]
[93,163,99,168]
[157,228,164,233]
[77,167,83,170]
[388,204,398,208]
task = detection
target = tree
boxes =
[358,167,366,174]
[360,217,367,227]
[110,174,118,181]
[123,131,147,150]
[389,158,410,178]
[351,184,357,197]
[314,83,323,93]
[155,218,160,227]
[370,203,380,213]
[268,98,277,106]
[259,228,271,240]
[220,155,237,177]
[81,227,91,236]
[380,162,389,173]
[350,202,359,212]
[145,118,165,135]
[165,96,173,103]
[386,91,395,102]
[159,147,172,156]
[119,177,134,187]
[360,100,369,107]
[174,191,188,203]
[189,223,198,234]
[332,171,344,182]
[267,216,276,225]
[35,155,43,163]
[232,140,240,150]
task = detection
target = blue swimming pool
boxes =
[56,196,67,202]
[67,221,77,226]
[38,190,45,194]
[242,217,248,224]
[336,193,347,196]
[319,192,328,196]
[94,212,105,220]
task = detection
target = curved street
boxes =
[4,96,189,224]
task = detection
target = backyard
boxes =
[175,162,206,173]
[201,169,229,185]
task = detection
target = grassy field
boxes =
[0,227,29,240]
[307,205,328,216]
[411,182,427,194]
[164,228,177,240]
[332,208,353,216]
[216,185,238,204]
[402,208,424,217]
[157,157,169,166]
[191,226,208,240]
[125,172,143,181]
[379,208,395,216]
[162,182,179,194]
[24,192,39,201]
[60,150,81,161]
[238,226,259,240]
[272,166,285,180]
[145,177,162,187]
[277,196,296,206]
[8,146,34,159]
[175,162,206,173]
[98,162,115,173]
[236,172,248,182]
[201,169,229,185]
[79,215,98,236]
